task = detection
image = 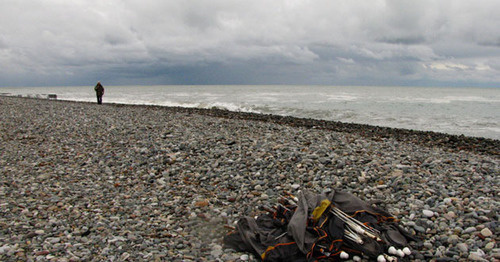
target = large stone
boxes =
[423,210,434,217]
[468,253,486,261]
[447,235,459,245]
[457,243,468,253]
[464,227,477,234]
[480,228,493,237]
[443,211,456,220]
[484,242,495,250]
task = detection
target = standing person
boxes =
[94,81,104,104]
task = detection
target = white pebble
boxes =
[388,246,397,255]
[480,228,492,237]
[240,254,249,261]
[353,255,361,262]
[422,210,434,217]
[396,249,405,257]
[0,245,11,255]
[475,248,486,257]
[377,255,386,262]
[403,247,411,255]
[120,252,130,260]
[340,251,349,259]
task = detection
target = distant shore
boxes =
[1,96,498,261]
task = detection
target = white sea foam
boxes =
[390,96,499,104]
[325,94,359,101]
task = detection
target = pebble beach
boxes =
[0,96,498,261]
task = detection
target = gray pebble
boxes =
[457,243,468,253]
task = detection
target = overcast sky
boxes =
[1,0,499,87]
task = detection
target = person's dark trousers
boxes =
[97,95,102,104]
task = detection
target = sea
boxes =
[1,85,499,140]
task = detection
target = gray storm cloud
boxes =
[0,0,499,86]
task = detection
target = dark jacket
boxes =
[94,83,104,96]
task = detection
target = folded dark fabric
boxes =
[224,189,415,261]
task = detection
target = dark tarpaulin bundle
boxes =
[224,189,415,262]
